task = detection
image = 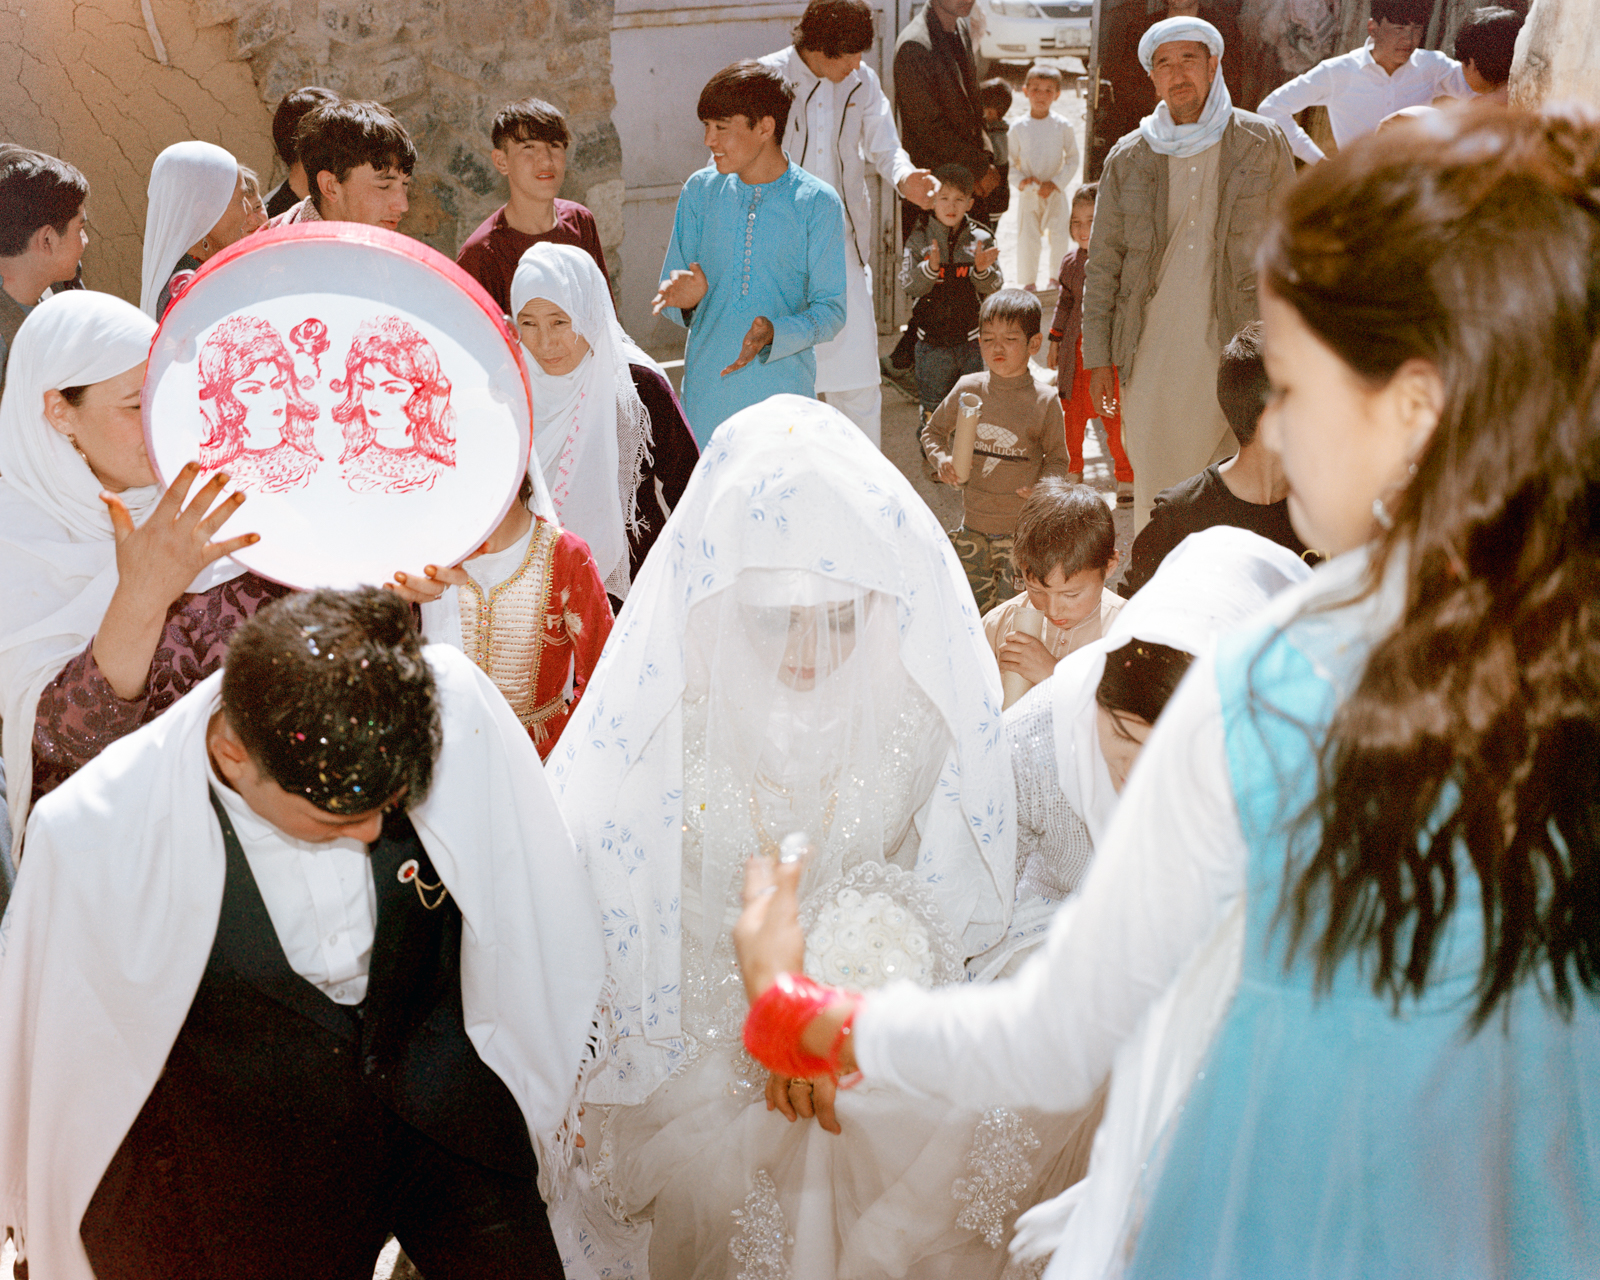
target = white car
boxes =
[973,0,1093,64]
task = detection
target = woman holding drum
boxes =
[0,291,281,881]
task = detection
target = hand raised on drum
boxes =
[94,462,258,700]
[104,463,256,605]
[385,562,468,606]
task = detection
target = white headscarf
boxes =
[0,290,240,851]
[138,141,240,319]
[509,243,657,599]
[1049,526,1312,848]
[1137,17,1234,159]
[550,395,1015,1104]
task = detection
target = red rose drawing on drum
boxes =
[197,315,323,494]
[290,317,330,387]
[331,315,458,495]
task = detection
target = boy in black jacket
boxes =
[898,163,1003,415]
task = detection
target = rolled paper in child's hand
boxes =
[1000,605,1048,710]
[952,392,981,484]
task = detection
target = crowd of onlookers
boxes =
[4,2,1591,1279]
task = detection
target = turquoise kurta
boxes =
[661,161,848,445]
[1126,585,1600,1278]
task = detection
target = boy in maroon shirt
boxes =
[456,99,610,315]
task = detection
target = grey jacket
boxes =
[1081,111,1294,381]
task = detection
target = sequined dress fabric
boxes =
[1009,693,1095,901]
[587,693,1091,1280]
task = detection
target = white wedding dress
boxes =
[551,398,1095,1280]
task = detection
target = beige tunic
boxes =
[982,587,1125,665]
[1121,144,1236,531]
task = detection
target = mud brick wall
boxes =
[2,0,623,302]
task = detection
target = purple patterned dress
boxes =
[31,572,291,807]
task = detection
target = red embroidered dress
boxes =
[449,516,613,758]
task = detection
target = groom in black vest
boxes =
[75,589,568,1279]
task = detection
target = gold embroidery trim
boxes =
[458,520,566,731]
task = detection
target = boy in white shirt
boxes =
[1257,0,1476,166]
[1007,64,1080,291]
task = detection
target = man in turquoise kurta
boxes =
[654,61,849,445]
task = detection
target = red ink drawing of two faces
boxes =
[197,313,457,496]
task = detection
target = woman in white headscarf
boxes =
[509,242,698,602]
[0,291,283,874]
[547,395,1095,1280]
[974,525,1311,982]
[139,140,248,320]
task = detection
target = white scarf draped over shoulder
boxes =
[1049,526,1313,848]
[1137,17,1234,159]
[549,395,1015,1105]
[0,291,244,853]
[0,291,169,852]
[0,646,606,1280]
[510,243,657,599]
[138,140,239,319]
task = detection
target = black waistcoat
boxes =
[82,793,534,1273]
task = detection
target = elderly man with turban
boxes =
[1081,17,1293,530]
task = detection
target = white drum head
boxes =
[144,223,531,590]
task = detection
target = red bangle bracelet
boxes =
[744,972,856,1079]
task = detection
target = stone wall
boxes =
[1,0,622,304]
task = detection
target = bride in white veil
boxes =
[551,395,1065,1279]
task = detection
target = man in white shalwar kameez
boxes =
[760,0,935,447]
[0,588,604,1280]
[1081,17,1293,529]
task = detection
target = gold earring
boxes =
[67,433,92,466]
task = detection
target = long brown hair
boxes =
[1262,108,1600,1027]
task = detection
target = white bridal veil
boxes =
[550,394,1016,1105]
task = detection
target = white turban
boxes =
[1138,16,1225,72]
[1137,16,1233,158]
[139,141,240,319]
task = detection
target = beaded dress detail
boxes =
[548,401,1038,1280]
[676,671,955,1092]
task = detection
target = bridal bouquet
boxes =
[801,861,962,989]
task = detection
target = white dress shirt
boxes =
[760,46,916,270]
[1257,40,1475,164]
[1007,111,1081,188]
[210,761,377,1005]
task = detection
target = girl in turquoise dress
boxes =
[731,106,1600,1278]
